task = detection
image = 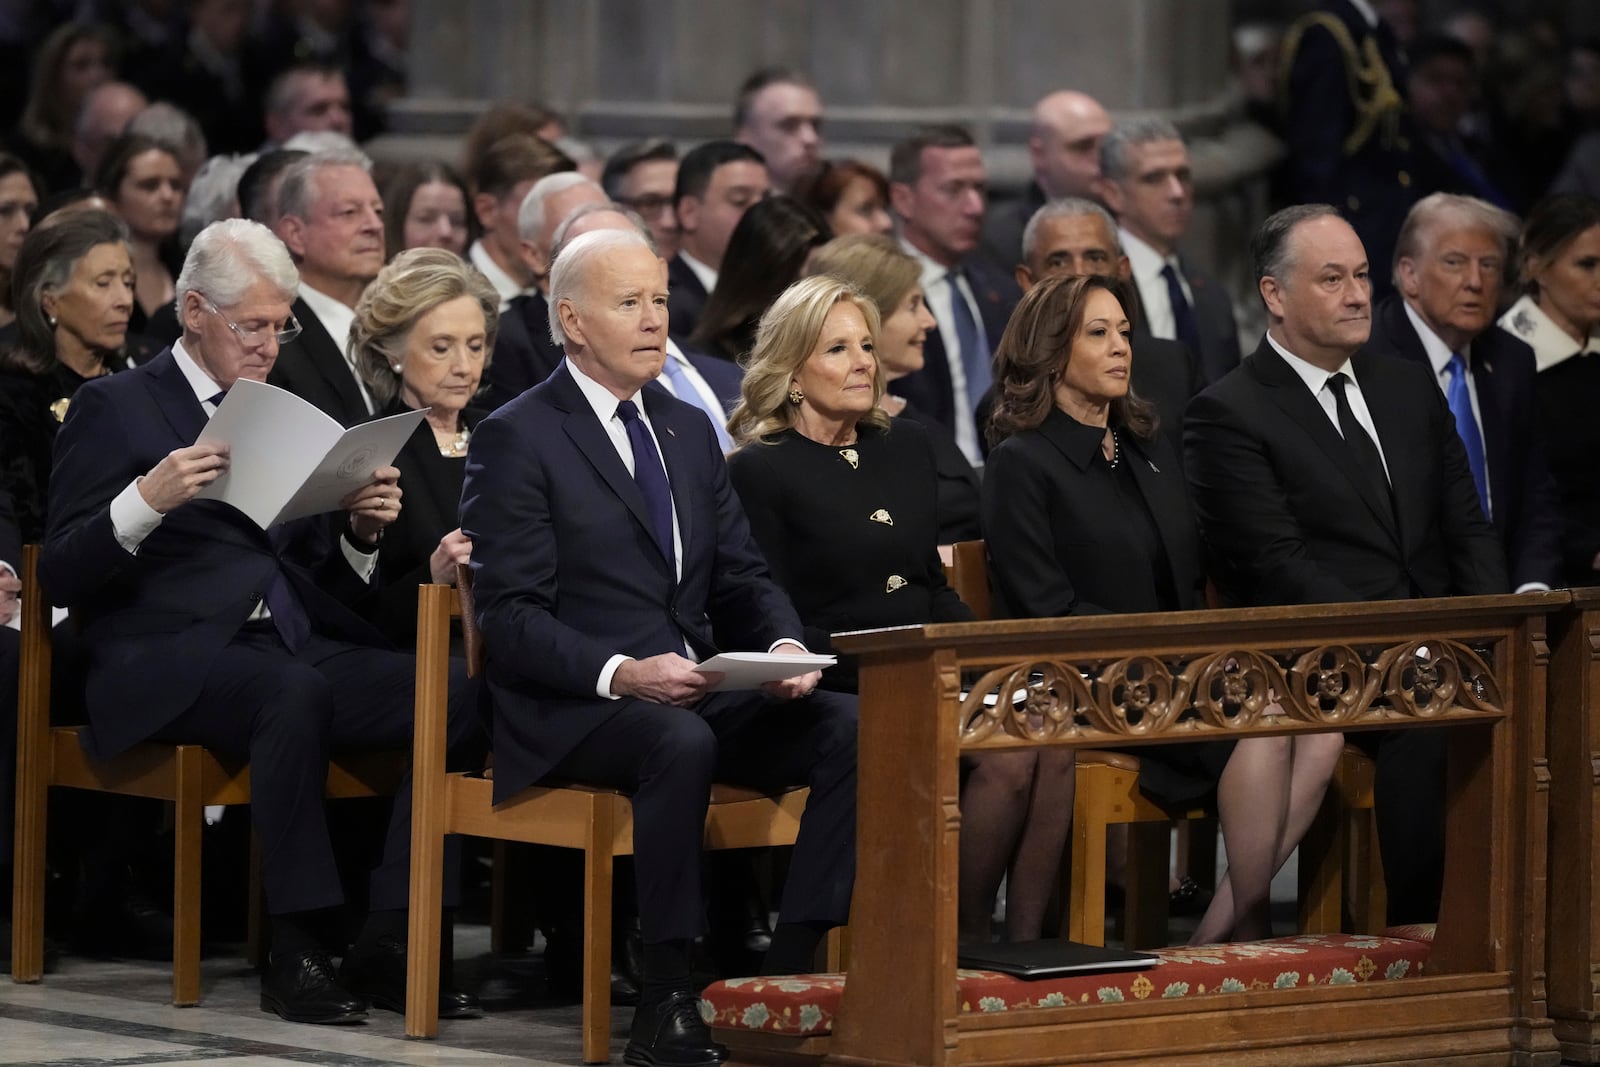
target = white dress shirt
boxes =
[469,239,527,312]
[1121,228,1192,344]
[901,237,985,464]
[1266,331,1391,480]
[1498,294,1600,372]
[297,282,375,414]
[677,250,719,296]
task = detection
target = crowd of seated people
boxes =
[4,2,1600,1065]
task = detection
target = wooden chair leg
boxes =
[1124,821,1171,949]
[173,750,203,1006]
[405,583,452,1038]
[12,547,51,985]
[1296,783,1344,934]
[246,832,266,967]
[1068,795,1108,946]
[1350,805,1386,934]
[582,800,617,1065]
[490,840,510,955]
[824,925,847,972]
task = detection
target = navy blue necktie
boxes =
[1445,353,1490,518]
[617,400,675,566]
[264,526,310,653]
[946,270,991,407]
[1160,262,1203,358]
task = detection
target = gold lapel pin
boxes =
[885,575,908,592]
[839,448,859,469]
[869,509,893,526]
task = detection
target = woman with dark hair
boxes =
[687,196,831,363]
[0,210,132,545]
[95,133,184,329]
[796,159,894,237]
[382,161,473,260]
[0,155,40,331]
[1500,192,1600,585]
[11,22,116,193]
[983,273,1340,944]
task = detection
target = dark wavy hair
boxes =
[381,161,475,259]
[3,209,129,375]
[1519,192,1600,296]
[987,273,1157,446]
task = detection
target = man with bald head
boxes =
[71,82,148,184]
[461,227,855,1067]
[982,89,1110,265]
[1184,203,1506,926]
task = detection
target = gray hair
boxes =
[1021,197,1121,265]
[127,102,207,169]
[282,129,366,159]
[549,202,658,267]
[547,228,653,347]
[276,148,373,222]
[1392,192,1519,274]
[516,172,601,241]
[1100,117,1184,182]
[1251,203,1342,290]
[175,218,299,312]
[180,153,256,250]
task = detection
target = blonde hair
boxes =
[727,274,888,446]
[352,247,500,407]
[805,233,921,327]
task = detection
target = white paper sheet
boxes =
[3,603,67,632]
[194,378,427,528]
[693,651,837,691]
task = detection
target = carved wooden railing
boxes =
[831,593,1564,1067]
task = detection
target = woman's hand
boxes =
[343,466,402,544]
[429,528,473,585]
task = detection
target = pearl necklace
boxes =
[1104,429,1121,470]
[438,426,471,458]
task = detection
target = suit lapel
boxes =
[1468,340,1507,521]
[1123,436,1190,584]
[1252,342,1401,546]
[646,392,695,569]
[140,349,208,444]
[1349,353,1409,546]
[295,298,368,421]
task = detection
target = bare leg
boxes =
[958,751,1037,943]
[1003,749,1076,941]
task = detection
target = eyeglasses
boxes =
[617,193,675,219]
[202,298,302,346]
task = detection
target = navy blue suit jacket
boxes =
[1364,296,1562,589]
[481,293,564,410]
[666,254,710,343]
[460,362,802,801]
[39,349,383,759]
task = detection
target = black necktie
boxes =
[617,400,675,566]
[1327,372,1394,521]
[1160,263,1203,359]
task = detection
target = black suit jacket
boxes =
[889,254,1021,436]
[979,182,1048,270]
[1186,264,1243,385]
[666,255,710,343]
[39,349,385,759]
[1364,295,1562,589]
[982,408,1205,618]
[1183,337,1508,606]
[482,294,565,410]
[459,362,803,801]
[267,297,371,427]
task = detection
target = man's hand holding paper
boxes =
[137,442,231,514]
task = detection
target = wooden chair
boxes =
[10,545,407,1004]
[1296,744,1386,934]
[405,570,835,1063]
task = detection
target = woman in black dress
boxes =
[352,247,499,643]
[95,133,184,335]
[984,274,1341,943]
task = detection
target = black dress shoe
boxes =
[624,990,729,1067]
[1169,875,1213,918]
[341,933,480,1019]
[261,949,368,1025]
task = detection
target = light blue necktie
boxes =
[947,270,991,408]
[661,356,735,453]
[1445,353,1490,519]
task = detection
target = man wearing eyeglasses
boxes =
[39,218,485,1026]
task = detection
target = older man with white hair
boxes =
[461,227,856,1067]
[40,218,483,1025]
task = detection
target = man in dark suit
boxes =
[1367,192,1561,591]
[1184,204,1508,924]
[460,229,854,1067]
[889,125,1022,466]
[1014,197,1202,448]
[1096,119,1241,385]
[667,141,770,343]
[40,219,481,1024]
[267,151,384,426]
[982,89,1111,268]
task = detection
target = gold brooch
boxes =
[839,448,859,469]
[885,575,907,592]
[49,397,71,423]
[869,509,893,526]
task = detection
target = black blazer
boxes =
[1186,263,1243,385]
[1183,337,1509,606]
[889,254,1021,435]
[1365,295,1562,589]
[982,408,1205,618]
[39,349,386,759]
[267,297,371,427]
[482,293,564,411]
[898,400,981,543]
[666,254,709,343]
[459,362,804,801]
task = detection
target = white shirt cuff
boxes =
[0,560,15,579]
[110,479,165,553]
[340,534,379,582]
[768,639,809,654]
[1514,582,1551,594]
[597,654,628,699]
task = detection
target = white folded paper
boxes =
[195,378,427,528]
[693,651,837,691]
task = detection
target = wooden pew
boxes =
[821,594,1562,1067]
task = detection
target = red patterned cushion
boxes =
[1381,923,1435,943]
[699,933,1431,1036]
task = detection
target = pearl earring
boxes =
[47,314,57,327]
[391,364,402,373]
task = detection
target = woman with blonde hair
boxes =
[353,247,499,643]
[806,233,979,542]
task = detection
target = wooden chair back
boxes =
[947,540,992,621]
[454,563,483,677]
